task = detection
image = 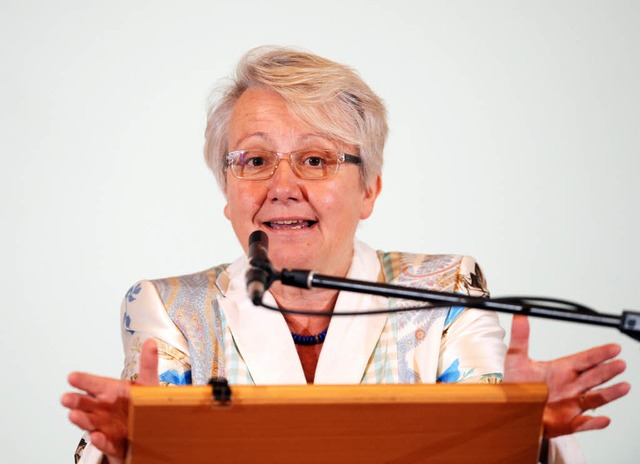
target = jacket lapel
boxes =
[314,241,388,384]
[218,258,306,385]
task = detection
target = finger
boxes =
[582,381,631,410]
[577,359,627,392]
[90,430,127,460]
[61,392,99,412]
[68,372,130,398]
[69,406,129,444]
[558,343,622,373]
[137,339,159,385]
[68,408,98,432]
[508,315,530,354]
[61,392,79,409]
[572,415,611,433]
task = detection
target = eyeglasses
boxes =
[226,149,362,180]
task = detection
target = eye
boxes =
[242,151,272,168]
[299,150,333,168]
[304,156,324,167]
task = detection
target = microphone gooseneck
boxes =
[246,230,275,305]
[243,231,640,342]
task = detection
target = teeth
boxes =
[267,220,312,230]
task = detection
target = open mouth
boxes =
[264,220,317,230]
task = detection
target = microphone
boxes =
[246,230,274,305]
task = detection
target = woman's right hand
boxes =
[61,338,159,463]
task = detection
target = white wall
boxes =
[1,1,638,462]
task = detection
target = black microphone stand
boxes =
[268,268,640,343]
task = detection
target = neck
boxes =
[268,249,353,334]
[270,282,337,335]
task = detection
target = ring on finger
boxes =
[579,394,588,410]
[579,393,596,413]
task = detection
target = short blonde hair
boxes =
[204,46,388,191]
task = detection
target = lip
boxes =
[262,218,318,230]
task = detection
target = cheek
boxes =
[313,186,364,227]
[309,186,339,212]
[225,183,267,220]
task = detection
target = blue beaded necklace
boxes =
[291,329,328,346]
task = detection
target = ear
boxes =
[223,202,231,220]
[360,175,382,220]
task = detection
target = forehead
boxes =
[228,87,334,148]
[230,88,303,130]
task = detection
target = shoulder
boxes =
[376,251,487,295]
[122,264,231,312]
[147,264,230,299]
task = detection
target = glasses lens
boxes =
[291,150,339,179]
[230,151,277,179]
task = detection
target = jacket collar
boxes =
[217,240,388,384]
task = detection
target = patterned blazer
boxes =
[120,240,506,387]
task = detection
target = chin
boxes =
[271,254,318,271]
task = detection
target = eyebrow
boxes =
[234,132,272,147]
[234,132,334,148]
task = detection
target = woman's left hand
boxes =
[504,315,631,438]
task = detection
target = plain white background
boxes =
[1,1,638,462]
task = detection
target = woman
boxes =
[63,46,629,463]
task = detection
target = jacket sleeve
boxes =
[438,308,507,383]
[437,257,585,464]
[75,280,193,463]
[120,280,192,384]
[437,256,507,384]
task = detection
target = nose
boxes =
[268,157,303,202]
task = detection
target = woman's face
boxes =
[224,87,381,275]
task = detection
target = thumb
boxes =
[137,338,159,385]
[508,315,530,355]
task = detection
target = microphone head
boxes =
[246,230,274,304]
[248,230,271,270]
[248,230,268,248]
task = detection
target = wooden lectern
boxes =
[127,383,547,463]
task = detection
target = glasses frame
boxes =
[225,149,362,180]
